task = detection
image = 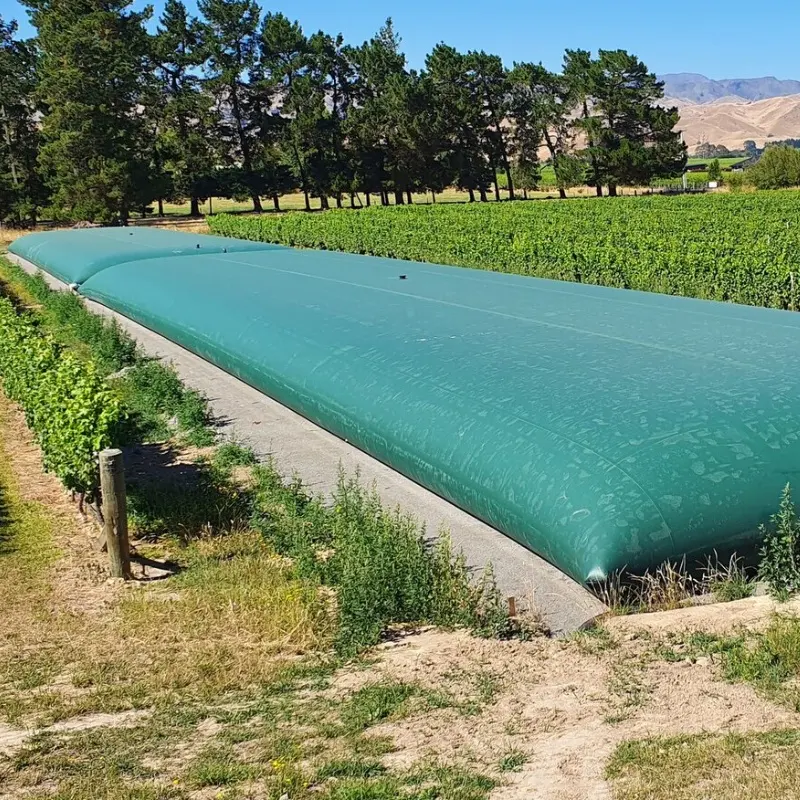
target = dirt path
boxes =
[332,628,796,799]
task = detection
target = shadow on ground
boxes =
[123,442,249,543]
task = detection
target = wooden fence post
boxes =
[100,448,131,579]
[507,596,517,618]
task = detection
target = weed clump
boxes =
[251,468,515,656]
[759,484,800,599]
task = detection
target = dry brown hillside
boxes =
[671,94,800,152]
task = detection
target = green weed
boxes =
[251,467,514,655]
[213,440,257,469]
[759,484,800,599]
[497,748,527,772]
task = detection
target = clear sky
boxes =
[1,0,796,80]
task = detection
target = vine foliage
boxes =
[0,296,122,493]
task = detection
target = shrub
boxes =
[748,146,800,190]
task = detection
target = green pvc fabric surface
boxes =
[9,227,282,285]
[78,247,800,584]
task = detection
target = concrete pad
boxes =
[6,253,607,635]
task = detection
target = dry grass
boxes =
[607,729,800,800]
[0,394,333,728]
[157,185,649,218]
[599,553,756,615]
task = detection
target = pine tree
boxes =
[467,51,514,200]
[259,12,314,209]
[584,50,686,196]
[198,0,263,212]
[563,49,603,197]
[153,0,218,217]
[347,19,416,205]
[0,15,46,224]
[426,44,491,202]
[24,0,152,222]
[508,63,574,199]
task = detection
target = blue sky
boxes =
[2,0,797,79]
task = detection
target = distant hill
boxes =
[671,94,800,152]
[660,73,800,104]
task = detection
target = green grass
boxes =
[337,682,419,734]
[686,156,748,168]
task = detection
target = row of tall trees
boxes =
[1,0,687,224]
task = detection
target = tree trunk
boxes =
[542,129,567,201]
[582,99,603,194]
[365,192,371,207]
[336,194,342,209]
[228,81,262,213]
[485,92,514,201]
[0,105,19,186]
[303,189,311,211]
[381,191,389,206]
[505,168,515,201]
[479,187,488,202]
[608,184,618,197]
[272,194,280,211]
[468,188,475,203]
[190,197,201,217]
[493,175,500,202]
[158,198,164,217]
[406,190,413,205]
[320,195,329,210]
[394,190,404,205]
[431,191,436,204]
[523,188,528,200]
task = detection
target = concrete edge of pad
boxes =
[6,252,608,636]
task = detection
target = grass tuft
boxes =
[338,681,419,734]
[497,748,527,772]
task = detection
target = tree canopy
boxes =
[3,5,687,223]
